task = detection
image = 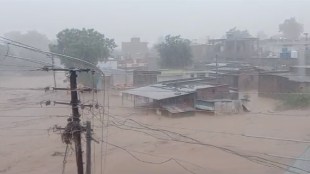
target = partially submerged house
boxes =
[258,69,310,98]
[122,84,196,116]
[208,63,260,91]
[133,70,161,87]
[122,78,243,116]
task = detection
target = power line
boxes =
[4,54,55,67]
[111,118,310,144]
[0,115,68,118]
[0,64,42,68]
[101,140,197,174]
[62,144,69,174]
[0,37,104,75]
[96,114,310,174]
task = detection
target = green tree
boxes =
[279,17,304,40]
[49,28,116,85]
[156,35,192,69]
[226,27,252,39]
[49,28,116,68]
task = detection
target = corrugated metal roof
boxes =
[162,105,195,114]
[123,83,223,100]
[122,85,195,100]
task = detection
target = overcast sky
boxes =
[0,0,309,46]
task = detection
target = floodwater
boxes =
[1,72,310,174]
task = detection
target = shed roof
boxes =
[123,85,195,100]
[162,105,195,114]
[266,72,310,83]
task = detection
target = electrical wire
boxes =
[0,37,104,75]
[62,144,69,174]
[102,140,197,174]
[2,36,310,174]
[94,114,310,174]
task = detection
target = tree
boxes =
[156,35,192,69]
[49,28,116,68]
[4,31,50,64]
[226,27,252,39]
[50,28,116,86]
[279,17,304,40]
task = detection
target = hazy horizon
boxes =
[1,0,309,47]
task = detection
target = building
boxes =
[208,63,260,91]
[157,69,210,82]
[258,70,310,98]
[117,58,147,70]
[207,38,259,61]
[133,70,161,87]
[190,43,209,62]
[122,37,148,60]
[97,59,118,70]
[259,39,310,59]
[245,57,297,70]
[122,78,241,116]
[122,84,196,116]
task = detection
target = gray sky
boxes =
[0,0,309,46]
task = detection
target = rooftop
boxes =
[264,72,310,83]
[122,84,195,100]
[123,82,221,100]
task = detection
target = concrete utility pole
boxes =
[45,67,94,174]
[215,54,218,84]
[86,121,92,174]
[70,70,84,174]
[304,33,309,64]
[51,55,57,88]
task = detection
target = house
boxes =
[133,70,161,87]
[208,63,260,91]
[122,78,241,116]
[157,69,210,82]
[258,70,310,98]
[245,57,297,70]
[122,84,196,116]
[259,39,310,60]
[122,37,148,60]
[207,38,259,61]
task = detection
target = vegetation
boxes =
[226,28,252,39]
[4,31,50,62]
[49,28,116,68]
[279,90,310,109]
[281,94,310,109]
[49,28,116,86]
[156,35,192,69]
[279,17,304,40]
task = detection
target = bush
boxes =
[280,93,310,109]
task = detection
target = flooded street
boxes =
[1,73,310,174]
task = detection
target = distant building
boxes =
[133,70,161,87]
[117,58,147,70]
[190,44,208,62]
[207,38,259,61]
[97,59,118,70]
[258,71,310,98]
[207,63,260,91]
[259,39,310,59]
[245,57,297,70]
[122,37,148,60]
[158,70,209,82]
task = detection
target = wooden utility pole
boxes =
[86,121,92,174]
[70,70,84,174]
